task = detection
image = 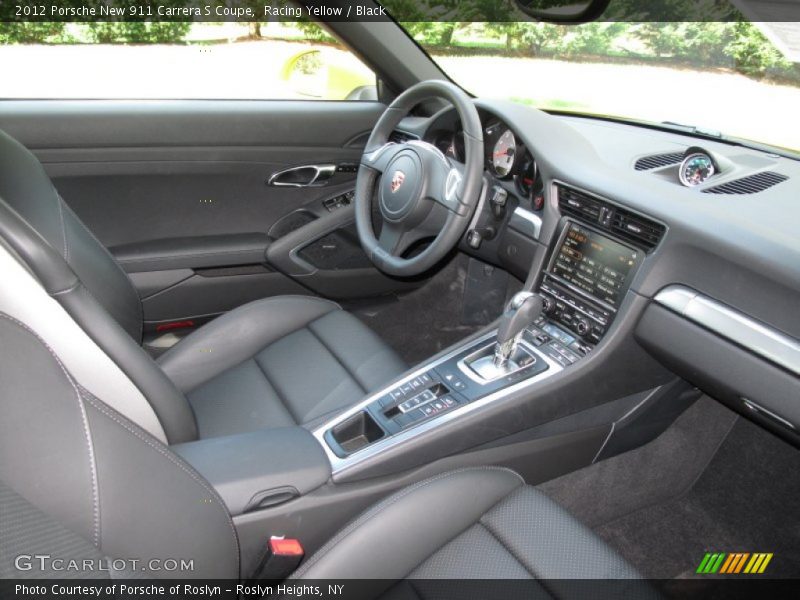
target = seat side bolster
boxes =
[292,467,524,582]
[158,295,340,394]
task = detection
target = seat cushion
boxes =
[293,468,655,597]
[157,295,406,439]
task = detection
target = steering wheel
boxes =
[355,80,484,277]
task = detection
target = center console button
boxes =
[575,318,591,336]
[439,369,466,392]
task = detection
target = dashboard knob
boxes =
[575,318,591,336]
[541,295,556,315]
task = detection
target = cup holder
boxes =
[328,411,385,456]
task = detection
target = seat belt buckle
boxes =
[251,536,305,581]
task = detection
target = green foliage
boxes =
[0,23,69,44]
[562,22,628,56]
[727,21,793,77]
[633,22,733,64]
[81,0,190,43]
[293,21,337,44]
[84,22,190,43]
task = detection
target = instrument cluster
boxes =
[433,118,541,202]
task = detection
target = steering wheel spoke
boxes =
[427,159,471,216]
[378,222,410,256]
[361,142,403,174]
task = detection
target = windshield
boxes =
[400,21,800,152]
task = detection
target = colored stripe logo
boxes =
[696,552,773,574]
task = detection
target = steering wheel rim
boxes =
[354,80,484,277]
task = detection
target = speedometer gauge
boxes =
[492,129,517,177]
[679,152,716,187]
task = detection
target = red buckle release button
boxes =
[269,537,304,557]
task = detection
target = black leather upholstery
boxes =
[0,128,406,443]
[293,468,652,595]
[0,129,143,342]
[158,296,407,438]
[0,313,239,578]
[0,322,645,585]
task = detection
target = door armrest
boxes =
[111,233,269,273]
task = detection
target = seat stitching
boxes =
[291,466,524,579]
[162,298,340,390]
[306,320,366,394]
[407,484,535,580]
[479,495,559,597]
[82,392,240,577]
[0,312,100,548]
[251,356,299,424]
[55,196,69,263]
[478,521,538,579]
[406,580,425,600]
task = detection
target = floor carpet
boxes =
[538,396,800,582]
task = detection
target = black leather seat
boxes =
[0,128,405,443]
[158,295,406,439]
[0,309,649,588]
[292,468,650,589]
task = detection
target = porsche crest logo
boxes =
[390,170,405,193]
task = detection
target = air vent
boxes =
[389,130,419,144]
[634,152,684,171]
[610,208,666,251]
[558,185,665,252]
[702,171,788,195]
[558,186,604,222]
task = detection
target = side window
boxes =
[0,21,376,101]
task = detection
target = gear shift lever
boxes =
[494,292,544,367]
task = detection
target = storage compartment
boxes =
[329,411,385,455]
[172,427,331,516]
[636,304,800,447]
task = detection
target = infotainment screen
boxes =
[551,222,638,308]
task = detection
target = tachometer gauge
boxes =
[515,153,538,198]
[492,129,517,177]
[679,152,716,187]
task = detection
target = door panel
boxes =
[0,100,420,326]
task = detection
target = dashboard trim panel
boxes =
[509,206,543,240]
[655,285,800,377]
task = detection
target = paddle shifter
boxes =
[494,292,544,367]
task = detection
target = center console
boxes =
[315,217,646,475]
[539,220,643,350]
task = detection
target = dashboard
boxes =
[395,99,800,446]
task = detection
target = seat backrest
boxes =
[0,129,143,342]
[0,299,239,579]
[0,129,198,444]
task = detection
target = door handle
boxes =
[268,164,337,187]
